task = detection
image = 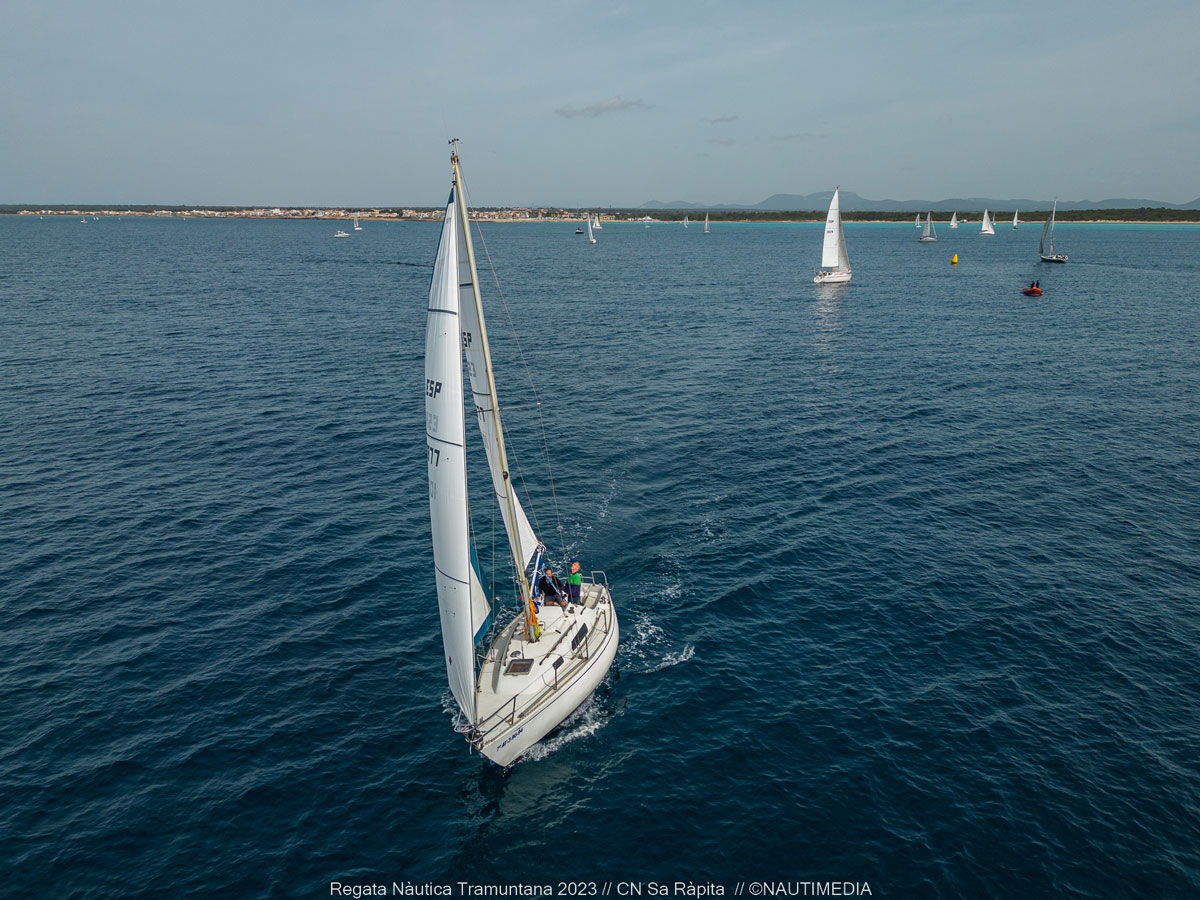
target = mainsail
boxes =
[426,162,543,722]
[1040,201,1057,255]
[425,189,494,721]
[821,188,850,272]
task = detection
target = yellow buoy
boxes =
[951,253,958,266]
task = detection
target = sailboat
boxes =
[919,212,937,242]
[703,212,710,234]
[354,217,363,231]
[949,212,958,229]
[586,213,597,244]
[915,213,921,228]
[980,209,995,235]
[1039,200,1068,263]
[425,144,619,765]
[814,188,851,284]
[1012,210,1019,229]
[683,214,689,228]
[334,229,350,238]
[592,214,602,230]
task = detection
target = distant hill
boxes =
[642,192,1196,212]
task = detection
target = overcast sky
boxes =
[2,0,1198,207]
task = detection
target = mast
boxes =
[449,142,536,632]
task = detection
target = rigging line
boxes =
[460,180,568,551]
[501,414,562,562]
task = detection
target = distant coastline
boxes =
[4,205,1199,224]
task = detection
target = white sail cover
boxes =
[455,201,540,571]
[821,189,849,271]
[426,190,493,722]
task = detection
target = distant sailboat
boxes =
[980,209,995,235]
[354,217,363,231]
[586,213,596,244]
[813,188,851,284]
[949,212,958,229]
[919,213,938,242]
[592,214,602,230]
[1039,200,1068,263]
[703,212,710,234]
[1012,210,1019,229]
[683,214,689,228]
[915,213,921,228]
[334,229,350,238]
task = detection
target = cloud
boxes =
[707,137,736,146]
[555,96,650,119]
[707,114,739,124]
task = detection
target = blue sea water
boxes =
[1,215,1198,899]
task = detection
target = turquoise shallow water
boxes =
[1,216,1198,898]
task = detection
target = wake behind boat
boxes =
[814,187,851,284]
[424,143,619,766]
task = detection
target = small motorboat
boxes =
[1022,285,1043,296]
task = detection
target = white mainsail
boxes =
[1040,202,1055,255]
[949,212,958,228]
[1013,210,1019,229]
[703,212,710,234]
[920,212,937,242]
[822,189,849,271]
[981,209,995,235]
[586,214,596,244]
[814,188,851,283]
[915,213,921,228]
[1039,199,1068,261]
[683,214,689,228]
[425,189,494,721]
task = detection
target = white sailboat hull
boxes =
[814,270,852,284]
[474,583,619,765]
[1039,254,1069,263]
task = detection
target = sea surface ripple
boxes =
[1,217,1198,898]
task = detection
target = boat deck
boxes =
[474,580,614,745]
